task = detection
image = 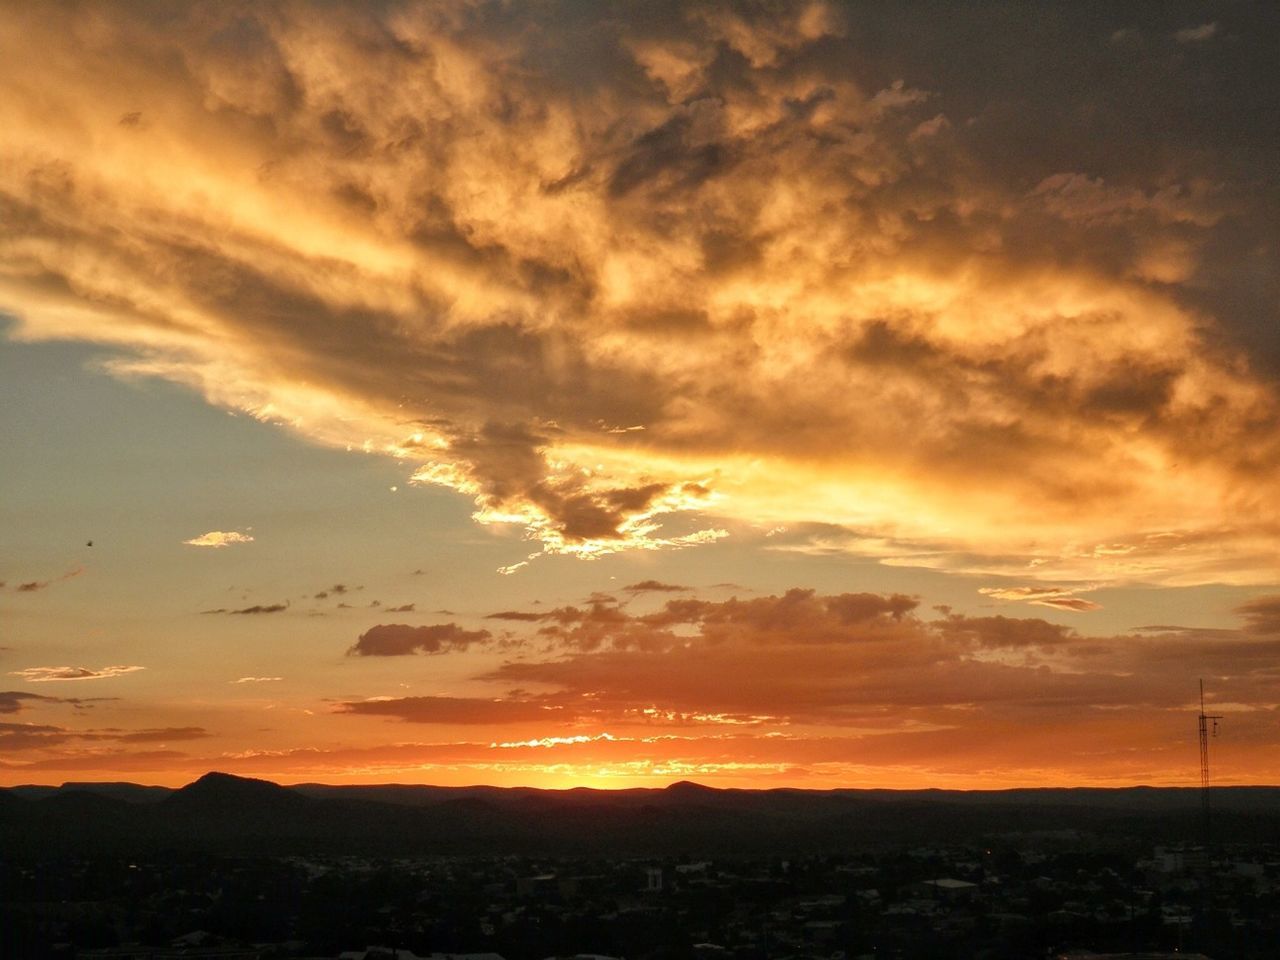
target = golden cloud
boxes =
[10,665,146,682]
[183,530,255,548]
[978,585,1103,612]
[1,3,1277,584]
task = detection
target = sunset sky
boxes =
[3,1,1279,790]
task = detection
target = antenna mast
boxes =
[1198,679,1223,846]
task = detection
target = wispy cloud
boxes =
[314,584,354,599]
[113,726,208,743]
[230,676,283,684]
[979,585,1102,612]
[203,603,288,615]
[10,665,145,682]
[183,530,254,548]
[8,567,84,593]
[0,690,115,713]
[334,695,562,725]
[1175,22,1218,43]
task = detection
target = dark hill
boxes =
[4,775,1279,857]
[665,779,717,795]
[8,781,173,803]
[166,771,304,805]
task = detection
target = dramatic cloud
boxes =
[183,530,254,548]
[347,622,491,657]
[1,3,1275,583]
[10,665,146,682]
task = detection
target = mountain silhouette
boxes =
[166,771,308,810]
[2,774,1279,857]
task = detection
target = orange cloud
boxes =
[293,589,1280,787]
[0,4,1276,586]
[334,695,567,726]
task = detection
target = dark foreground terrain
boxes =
[5,772,1280,857]
[2,774,1279,959]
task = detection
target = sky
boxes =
[2,1,1279,790]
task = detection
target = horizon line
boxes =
[6,771,1279,794]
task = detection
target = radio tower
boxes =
[1198,679,1223,846]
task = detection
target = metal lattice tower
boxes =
[1198,679,1223,846]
